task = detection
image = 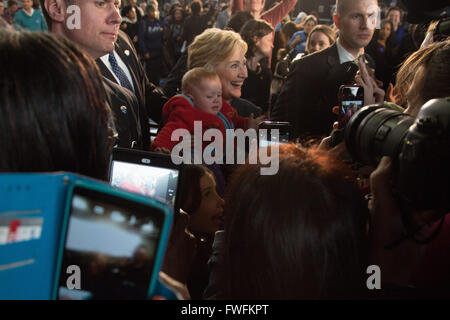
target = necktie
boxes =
[108,52,134,93]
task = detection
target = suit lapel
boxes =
[97,58,116,84]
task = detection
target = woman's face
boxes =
[379,22,392,41]
[307,31,331,54]
[303,20,317,35]
[214,47,248,101]
[256,32,274,57]
[189,173,225,235]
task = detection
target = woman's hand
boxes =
[355,59,385,106]
[386,83,399,104]
[247,113,266,130]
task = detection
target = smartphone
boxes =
[338,85,364,129]
[54,181,172,300]
[258,121,291,148]
[109,148,182,209]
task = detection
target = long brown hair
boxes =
[396,39,450,107]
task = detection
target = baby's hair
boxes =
[181,67,221,95]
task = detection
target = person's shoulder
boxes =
[118,29,133,46]
[166,94,194,108]
[291,44,337,70]
[162,95,194,120]
[14,9,24,18]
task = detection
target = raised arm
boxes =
[261,0,298,28]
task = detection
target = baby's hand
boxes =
[247,113,266,130]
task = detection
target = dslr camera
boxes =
[344,97,450,212]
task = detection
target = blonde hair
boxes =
[306,24,336,52]
[187,28,248,70]
[303,15,318,26]
[181,67,220,94]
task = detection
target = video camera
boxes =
[344,97,450,212]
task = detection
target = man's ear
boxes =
[45,0,66,23]
[333,13,340,29]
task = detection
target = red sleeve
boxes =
[232,0,244,14]
[221,100,249,130]
[261,0,298,28]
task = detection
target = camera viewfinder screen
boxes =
[110,161,179,207]
[57,187,163,300]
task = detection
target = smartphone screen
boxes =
[258,121,291,147]
[338,86,364,129]
[110,160,179,207]
[56,186,164,300]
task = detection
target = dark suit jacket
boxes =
[103,77,142,149]
[271,43,364,139]
[96,31,167,149]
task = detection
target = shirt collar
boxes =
[24,8,34,17]
[336,38,363,64]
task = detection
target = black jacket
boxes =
[97,31,167,149]
[272,43,373,139]
[103,77,142,149]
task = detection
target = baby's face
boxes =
[190,77,223,115]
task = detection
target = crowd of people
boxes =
[1,0,450,300]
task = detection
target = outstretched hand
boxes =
[247,113,266,130]
[355,59,385,106]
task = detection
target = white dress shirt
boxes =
[336,38,361,64]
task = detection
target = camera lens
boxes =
[345,105,415,166]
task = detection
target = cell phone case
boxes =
[0,172,91,299]
[52,179,173,300]
[0,172,172,300]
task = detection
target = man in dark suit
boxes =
[271,0,378,140]
[40,0,166,149]
[96,29,167,149]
